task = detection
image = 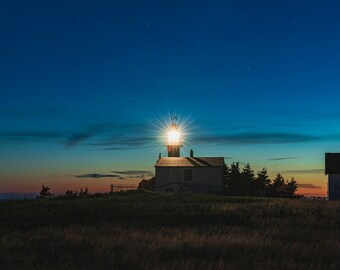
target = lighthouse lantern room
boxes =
[167,116,181,157]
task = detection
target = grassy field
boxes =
[0,191,339,269]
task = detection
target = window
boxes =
[184,169,192,181]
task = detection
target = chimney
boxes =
[158,153,161,160]
[190,149,194,158]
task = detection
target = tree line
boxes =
[224,162,298,198]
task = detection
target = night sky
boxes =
[1,0,339,196]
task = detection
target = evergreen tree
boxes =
[225,162,241,195]
[223,162,230,191]
[254,168,271,196]
[270,173,285,197]
[285,177,298,198]
[241,163,255,196]
[273,173,285,187]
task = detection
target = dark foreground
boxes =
[0,191,339,269]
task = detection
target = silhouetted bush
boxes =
[37,185,54,199]
[61,187,89,199]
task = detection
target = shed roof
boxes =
[325,153,340,174]
[155,157,224,167]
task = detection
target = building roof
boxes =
[325,153,340,174]
[155,157,224,167]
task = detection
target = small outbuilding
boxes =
[325,153,340,200]
[154,156,224,193]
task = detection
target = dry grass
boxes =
[0,192,340,269]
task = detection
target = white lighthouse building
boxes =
[154,117,224,193]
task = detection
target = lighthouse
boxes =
[166,117,181,157]
[154,116,224,193]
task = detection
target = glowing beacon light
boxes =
[167,129,181,144]
[167,116,181,157]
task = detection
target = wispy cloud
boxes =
[66,132,95,147]
[282,169,324,174]
[103,147,133,151]
[64,122,137,147]
[0,122,152,148]
[268,157,300,161]
[91,136,154,148]
[75,170,154,180]
[111,170,153,175]
[75,173,120,179]
[2,122,338,150]
[298,183,322,189]
[112,170,154,179]
[65,122,154,149]
[193,132,319,145]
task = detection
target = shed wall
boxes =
[328,174,340,200]
[325,153,340,174]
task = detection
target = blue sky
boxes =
[1,0,339,195]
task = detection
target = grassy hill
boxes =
[0,191,339,269]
